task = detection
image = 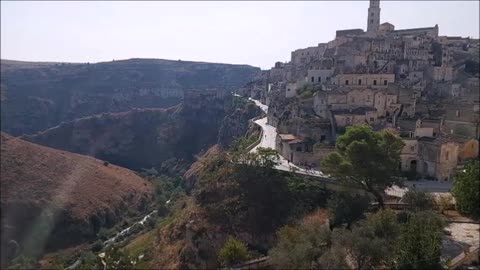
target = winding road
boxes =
[248,98,325,177]
[244,96,452,197]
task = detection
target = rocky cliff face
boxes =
[0,133,154,266]
[22,95,260,172]
[1,59,261,136]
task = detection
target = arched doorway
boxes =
[410,160,417,172]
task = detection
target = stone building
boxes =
[259,0,478,182]
[442,103,480,138]
[416,137,459,181]
[333,74,395,88]
[390,25,439,39]
[313,87,400,120]
[331,107,378,128]
[457,138,479,161]
[306,69,334,85]
[276,133,335,167]
[414,118,442,137]
[291,44,328,65]
[367,0,381,34]
[400,138,418,172]
[428,66,454,82]
[378,22,395,34]
[285,83,297,99]
[336,29,365,39]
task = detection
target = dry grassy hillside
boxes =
[0,132,154,266]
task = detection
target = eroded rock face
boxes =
[0,133,154,266]
[1,59,261,136]
[217,102,263,147]
[22,94,262,172]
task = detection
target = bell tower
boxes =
[367,0,380,33]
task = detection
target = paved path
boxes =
[248,98,326,177]
[245,96,452,197]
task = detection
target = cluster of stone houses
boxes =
[246,0,479,181]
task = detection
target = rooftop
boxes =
[278,134,297,141]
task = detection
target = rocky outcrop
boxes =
[22,95,262,172]
[217,100,263,147]
[1,58,261,136]
[0,133,154,266]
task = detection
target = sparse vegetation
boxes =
[269,211,332,269]
[402,190,435,212]
[327,191,370,229]
[452,160,480,218]
[392,211,445,269]
[217,236,251,267]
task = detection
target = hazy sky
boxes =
[1,1,479,69]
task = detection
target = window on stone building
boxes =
[320,135,326,142]
[370,19,374,24]
[373,80,377,85]
[384,80,388,85]
[370,117,374,122]
[311,77,315,83]
[371,12,374,16]
[358,79,362,85]
[345,80,349,85]
[318,77,322,82]
[446,151,449,161]
[456,110,460,117]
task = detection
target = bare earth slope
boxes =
[0,132,154,265]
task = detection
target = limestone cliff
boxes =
[22,95,261,172]
[1,58,261,136]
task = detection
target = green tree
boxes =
[327,192,370,229]
[393,211,445,270]
[269,217,331,269]
[366,209,401,242]
[452,160,480,218]
[402,190,435,212]
[218,236,250,267]
[322,125,404,207]
[333,225,388,270]
[315,246,349,270]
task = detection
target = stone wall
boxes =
[334,74,395,88]
[458,139,479,161]
[400,139,418,171]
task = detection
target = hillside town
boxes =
[242,0,480,182]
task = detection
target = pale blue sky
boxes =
[1,1,479,69]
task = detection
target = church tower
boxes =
[367,0,380,33]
